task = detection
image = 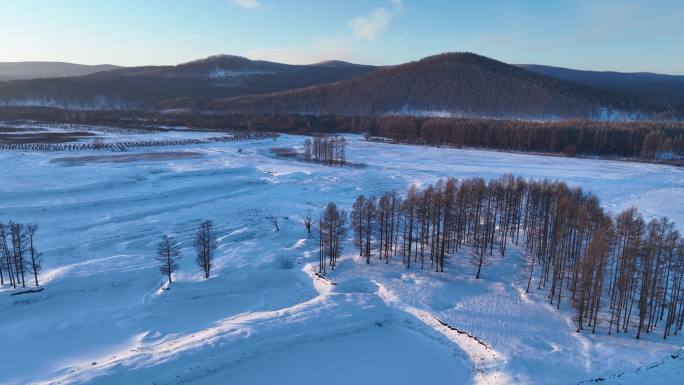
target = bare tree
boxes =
[195,220,217,279]
[0,222,12,287]
[303,138,312,161]
[301,211,314,238]
[10,222,26,288]
[318,203,348,275]
[269,212,280,232]
[25,224,42,287]
[363,196,376,264]
[352,195,367,258]
[156,234,182,285]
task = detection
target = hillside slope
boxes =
[0,62,121,81]
[0,55,376,110]
[519,64,684,101]
[209,53,633,120]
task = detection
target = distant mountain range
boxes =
[0,54,681,120]
[0,55,375,110]
[519,64,684,101]
[0,62,121,81]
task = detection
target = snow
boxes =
[1,132,683,384]
[208,69,274,79]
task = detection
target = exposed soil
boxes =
[0,131,95,144]
[51,151,204,165]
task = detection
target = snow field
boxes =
[1,132,683,384]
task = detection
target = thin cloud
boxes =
[230,0,264,10]
[348,8,391,40]
[247,0,404,63]
[348,0,403,40]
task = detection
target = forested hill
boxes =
[0,62,121,81]
[519,64,684,102]
[0,55,376,110]
[208,53,679,120]
[1,53,681,120]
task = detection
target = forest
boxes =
[323,175,684,340]
[364,116,684,161]
[2,107,683,162]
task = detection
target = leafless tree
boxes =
[10,222,27,288]
[0,222,12,287]
[301,211,313,238]
[269,212,280,231]
[156,234,182,285]
[318,203,348,275]
[25,224,42,287]
[303,138,312,161]
[195,220,217,279]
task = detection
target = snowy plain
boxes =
[0,131,683,385]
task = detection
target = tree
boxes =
[25,224,42,287]
[301,211,314,238]
[156,234,182,285]
[318,203,348,275]
[195,220,217,279]
[351,195,367,258]
[268,212,280,231]
[402,185,418,268]
[351,195,376,264]
[303,138,312,161]
[10,222,27,288]
[362,196,376,264]
[575,223,611,332]
[0,222,13,287]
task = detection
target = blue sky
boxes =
[1,0,682,74]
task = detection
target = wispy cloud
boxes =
[348,8,391,40]
[249,34,358,64]
[248,0,404,63]
[230,0,265,10]
[348,0,404,40]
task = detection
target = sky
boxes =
[1,0,683,74]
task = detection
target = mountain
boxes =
[209,53,630,120]
[1,53,680,119]
[0,62,121,81]
[519,64,684,101]
[0,55,376,110]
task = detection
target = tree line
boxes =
[364,116,684,162]
[0,222,42,288]
[5,108,683,162]
[329,175,684,339]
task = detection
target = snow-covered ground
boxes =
[1,132,682,384]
